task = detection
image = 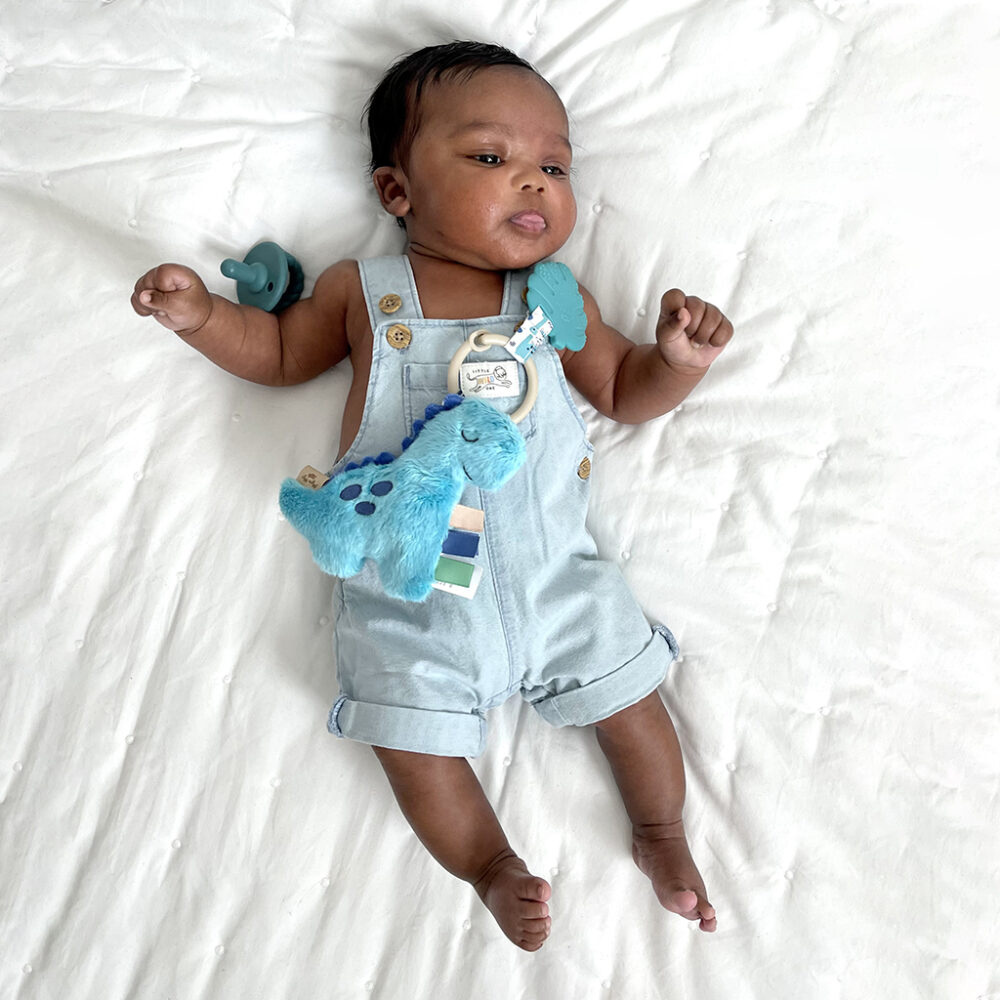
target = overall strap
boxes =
[502,267,530,317]
[357,256,423,331]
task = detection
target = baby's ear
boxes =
[373,167,411,218]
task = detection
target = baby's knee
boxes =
[592,690,666,733]
[371,743,424,769]
[371,743,461,780]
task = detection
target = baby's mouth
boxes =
[509,210,546,233]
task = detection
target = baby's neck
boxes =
[406,247,508,320]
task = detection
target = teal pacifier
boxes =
[220,241,304,313]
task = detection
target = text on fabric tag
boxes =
[505,306,553,361]
[459,360,521,399]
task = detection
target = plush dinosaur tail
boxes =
[278,477,318,532]
[278,477,366,578]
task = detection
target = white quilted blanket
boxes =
[2,2,997,998]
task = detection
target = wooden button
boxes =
[577,457,592,480]
[386,323,412,349]
[379,293,402,314]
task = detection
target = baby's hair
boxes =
[365,40,539,176]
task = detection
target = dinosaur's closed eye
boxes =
[461,430,480,443]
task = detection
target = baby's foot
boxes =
[632,821,717,932]
[473,853,552,951]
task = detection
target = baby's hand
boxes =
[131,263,213,335]
[655,289,733,371]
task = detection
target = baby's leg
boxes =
[372,746,552,951]
[593,691,717,932]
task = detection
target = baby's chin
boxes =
[405,229,571,273]
[477,236,571,272]
[489,250,554,272]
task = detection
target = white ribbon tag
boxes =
[459,360,521,400]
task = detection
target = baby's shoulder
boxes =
[310,259,377,349]
[311,258,363,301]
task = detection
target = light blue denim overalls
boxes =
[327,255,678,757]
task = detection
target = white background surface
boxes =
[2,1,998,998]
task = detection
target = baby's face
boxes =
[383,67,577,271]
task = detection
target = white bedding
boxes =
[2,2,998,998]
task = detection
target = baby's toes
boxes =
[694,896,717,932]
[522,876,551,902]
[664,886,700,916]
[519,916,551,949]
[678,891,716,932]
[519,899,550,921]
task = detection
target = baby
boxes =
[131,41,733,951]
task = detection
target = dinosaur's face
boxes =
[451,400,526,490]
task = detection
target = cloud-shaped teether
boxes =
[526,261,587,352]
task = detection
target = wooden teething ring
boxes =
[446,329,539,424]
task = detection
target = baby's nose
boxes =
[514,165,546,192]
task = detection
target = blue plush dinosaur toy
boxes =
[278,395,526,601]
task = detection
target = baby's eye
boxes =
[472,153,502,165]
[542,164,567,176]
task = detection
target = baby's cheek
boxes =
[559,191,578,234]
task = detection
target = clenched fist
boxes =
[655,288,733,371]
[131,264,214,336]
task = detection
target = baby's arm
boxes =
[561,286,733,424]
[131,260,358,385]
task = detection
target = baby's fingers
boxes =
[688,303,733,350]
[138,288,170,311]
[683,297,710,344]
[146,262,199,293]
[131,264,211,331]
[130,285,176,322]
[131,287,152,317]
[697,306,733,349]
[657,289,692,344]
[710,314,734,349]
[130,281,164,318]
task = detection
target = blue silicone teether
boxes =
[220,241,304,313]
[526,261,588,351]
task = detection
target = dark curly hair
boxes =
[365,41,539,176]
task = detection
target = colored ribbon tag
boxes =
[432,505,486,599]
[505,307,553,362]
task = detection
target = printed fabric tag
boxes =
[459,360,521,400]
[505,306,553,361]
[296,465,330,490]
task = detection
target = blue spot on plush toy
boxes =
[278,395,526,602]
